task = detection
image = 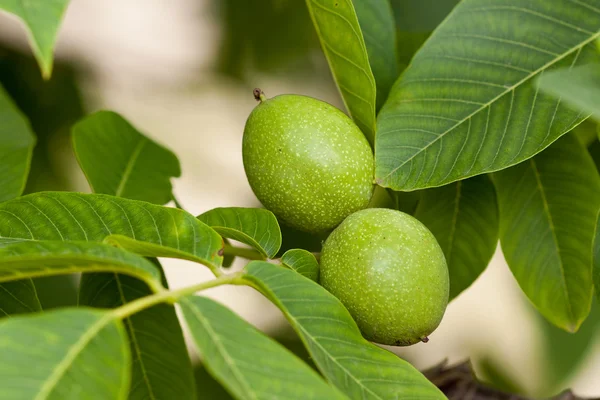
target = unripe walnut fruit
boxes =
[242,93,374,233]
[320,208,449,346]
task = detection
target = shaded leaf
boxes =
[0,83,35,203]
[0,308,130,399]
[306,0,377,144]
[537,64,600,121]
[276,221,325,257]
[572,119,598,147]
[589,138,600,172]
[0,44,82,316]
[0,279,41,317]
[0,0,71,78]
[376,0,600,190]
[494,134,600,331]
[281,249,320,282]
[353,0,398,110]
[214,0,317,79]
[32,275,77,310]
[72,111,181,205]
[194,364,233,400]
[415,175,498,299]
[391,0,460,31]
[242,261,444,399]
[0,192,223,268]
[594,209,600,299]
[180,295,346,400]
[476,357,526,394]
[392,190,422,215]
[0,240,162,291]
[0,43,84,194]
[221,238,235,268]
[367,185,396,209]
[198,207,281,258]
[80,261,195,400]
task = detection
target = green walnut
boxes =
[242,91,374,233]
[320,208,449,346]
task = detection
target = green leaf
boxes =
[391,0,460,31]
[0,308,130,399]
[367,185,396,209]
[0,192,224,269]
[72,111,181,205]
[392,190,422,215]
[221,238,235,268]
[475,357,526,394]
[80,262,195,400]
[376,0,600,190]
[215,0,317,79]
[594,209,600,299]
[242,261,444,399]
[0,84,36,203]
[281,249,320,282]
[306,0,377,144]
[0,0,71,78]
[0,240,162,291]
[194,364,233,400]
[0,239,163,317]
[415,175,498,300]
[572,119,598,147]
[353,0,398,110]
[0,280,41,317]
[537,64,600,121]
[180,295,346,400]
[197,208,281,258]
[494,134,600,332]
[72,109,193,400]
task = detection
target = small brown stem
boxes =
[253,88,267,103]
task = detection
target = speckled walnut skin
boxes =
[320,208,449,346]
[242,95,374,233]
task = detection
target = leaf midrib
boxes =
[245,272,383,400]
[529,158,575,324]
[115,274,157,400]
[35,313,115,399]
[115,138,147,197]
[0,254,157,284]
[380,31,600,182]
[181,297,257,400]
[306,0,376,141]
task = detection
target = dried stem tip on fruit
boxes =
[253,88,266,102]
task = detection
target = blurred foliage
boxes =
[194,363,234,400]
[391,0,460,72]
[589,139,600,170]
[573,119,599,147]
[213,0,318,79]
[0,43,84,194]
[212,0,462,84]
[475,357,526,395]
[0,42,85,309]
[538,302,600,396]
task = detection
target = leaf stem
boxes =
[112,271,244,319]
[172,195,185,210]
[223,244,266,261]
[253,88,267,103]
